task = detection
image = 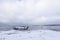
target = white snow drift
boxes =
[0,30,60,40]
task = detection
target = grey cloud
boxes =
[0,0,60,25]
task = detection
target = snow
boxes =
[0,30,60,40]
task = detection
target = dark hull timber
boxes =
[13,26,29,30]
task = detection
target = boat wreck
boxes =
[13,26,29,30]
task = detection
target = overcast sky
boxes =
[0,0,60,25]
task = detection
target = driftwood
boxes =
[13,26,29,30]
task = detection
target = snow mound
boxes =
[0,30,60,40]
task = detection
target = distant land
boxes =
[32,24,60,26]
[43,24,60,26]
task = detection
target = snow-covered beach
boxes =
[0,28,60,40]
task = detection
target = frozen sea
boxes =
[0,26,60,31]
